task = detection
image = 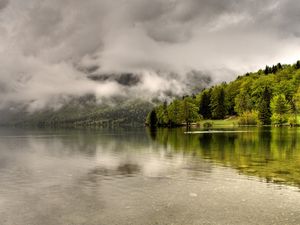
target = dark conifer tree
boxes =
[264,65,271,75]
[148,109,158,127]
[258,87,272,125]
[295,61,300,69]
[199,90,212,119]
[277,63,282,70]
[271,65,277,74]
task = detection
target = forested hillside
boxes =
[3,97,153,128]
[147,61,300,127]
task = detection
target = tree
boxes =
[277,63,282,70]
[290,87,300,125]
[167,99,184,126]
[250,76,273,107]
[264,65,272,75]
[271,95,290,114]
[234,90,253,115]
[156,103,169,126]
[210,86,227,119]
[238,111,259,126]
[182,97,200,127]
[258,87,272,125]
[225,81,241,115]
[199,89,211,119]
[271,94,290,125]
[148,109,157,127]
[294,87,300,113]
[295,60,300,69]
[146,59,300,127]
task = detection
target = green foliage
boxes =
[203,122,213,128]
[168,99,184,126]
[152,97,200,127]
[156,103,169,126]
[182,97,200,125]
[288,115,297,126]
[271,113,288,126]
[12,98,154,128]
[258,87,272,125]
[198,89,212,119]
[234,90,253,115]
[225,80,241,115]
[149,60,300,127]
[153,127,300,187]
[294,87,300,113]
[238,111,259,126]
[271,94,290,115]
[210,86,227,119]
[270,94,291,125]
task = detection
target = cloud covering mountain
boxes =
[0,0,299,111]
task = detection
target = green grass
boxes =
[199,116,239,127]
[198,114,300,128]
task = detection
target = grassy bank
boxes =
[197,117,239,127]
[195,115,300,128]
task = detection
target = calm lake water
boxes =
[1,127,300,225]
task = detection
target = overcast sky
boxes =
[0,0,299,111]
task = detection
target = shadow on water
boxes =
[150,127,300,188]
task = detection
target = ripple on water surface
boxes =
[0,128,299,225]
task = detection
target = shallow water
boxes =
[0,127,300,225]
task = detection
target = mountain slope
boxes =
[2,97,154,128]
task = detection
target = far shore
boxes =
[148,116,300,128]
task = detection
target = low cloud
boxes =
[0,0,299,112]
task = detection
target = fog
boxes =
[0,0,299,111]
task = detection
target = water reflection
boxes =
[1,128,300,225]
[89,163,141,177]
[149,127,300,187]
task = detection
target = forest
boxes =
[146,61,300,127]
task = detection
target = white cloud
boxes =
[0,0,299,111]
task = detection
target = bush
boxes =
[271,113,288,126]
[288,115,297,126]
[238,111,259,126]
[203,122,213,128]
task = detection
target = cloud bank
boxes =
[0,0,299,111]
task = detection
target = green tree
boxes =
[264,65,272,75]
[237,111,259,125]
[167,99,184,126]
[225,81,241,115]
[294,87,300,113]
[199,89,212,119]
[210,86,227,119]
[156,103,169,126]
[146,60,300,127]
[258,87,272,125]
[292,87,300,125]
[182,97,200,127]
[271,94,290,125]
[234,90,253,115]
[271,95,290,115]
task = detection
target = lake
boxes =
[0,127,300,225]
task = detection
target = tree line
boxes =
[146,61,300,127]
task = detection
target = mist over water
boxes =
[0,127,300,225]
